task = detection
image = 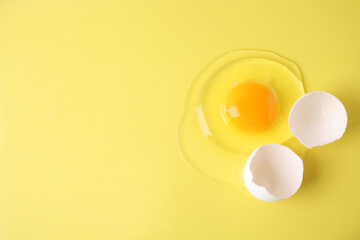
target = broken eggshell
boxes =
[244,144,304,202]
[289,91,348,149]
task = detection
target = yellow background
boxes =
[0,0,360,239]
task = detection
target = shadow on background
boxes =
[301,151,317,188]
[283,137,316,188]
[338,92,360,132]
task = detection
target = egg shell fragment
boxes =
[289,91,348,149]
[244,144,304,202]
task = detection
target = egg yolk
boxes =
[225,81,280,133]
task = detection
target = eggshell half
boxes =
[244,144,304,202]
[289,91,347,148]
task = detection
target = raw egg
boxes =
[177,50,348,200]
[201,56,304,153]
[177,50,305,186]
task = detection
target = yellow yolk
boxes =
[225,82,280,133]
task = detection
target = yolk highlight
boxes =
[225,81,280,133]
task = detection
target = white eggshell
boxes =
[289,91,347,148]
[244,144,304,202]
